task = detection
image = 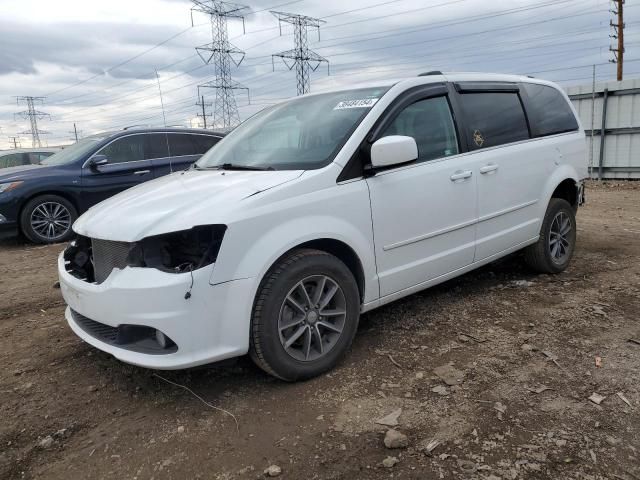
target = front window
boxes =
[96,134,145,164]
[41,135,107,166]
[196,86,391,171]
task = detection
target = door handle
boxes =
[450,170,473,182]
[133,170,151,176]
[479,164,499,174]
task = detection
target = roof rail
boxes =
[418,70,443,76]
[122,125,146,130]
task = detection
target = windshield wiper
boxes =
[219,163,274,171]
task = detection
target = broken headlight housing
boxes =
[64,225,227,284]
[127,225,227,274]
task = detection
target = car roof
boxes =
[95,127,227,139]
[291,72,560,100]
[0,147,61,155]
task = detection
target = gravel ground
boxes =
[1,181,639,480]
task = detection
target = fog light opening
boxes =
[155,330,169,349]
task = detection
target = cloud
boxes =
[0,0,638,148]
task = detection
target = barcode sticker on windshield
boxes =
[334,98,379,110]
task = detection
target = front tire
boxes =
[524,198,576,273]
[250,249,360,381]
[20,195,77,244]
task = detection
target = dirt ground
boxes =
[1,181,639,480]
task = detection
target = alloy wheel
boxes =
[278,275,347,362]
[30,201,71,241]
[548,211,572,264]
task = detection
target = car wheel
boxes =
[524,198,576,274]
[20,195,77,244]
[250,249,360,381]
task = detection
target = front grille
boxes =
[91,239,133,284]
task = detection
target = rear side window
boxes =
[459,92,529,149]
[168,134,200,156]
[193,135,220,154]
[145,134,171,160]
[522,83,579,137]
[381,96,459,162]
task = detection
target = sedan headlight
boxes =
[0,181,23,193]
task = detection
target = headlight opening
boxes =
[131,225,227,273]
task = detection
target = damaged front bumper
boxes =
[58,253,255,369]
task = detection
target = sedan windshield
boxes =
[40,135,107,166]
[196,86,391,171]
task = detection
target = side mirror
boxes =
[370,136,418,169]
[88,155,108,169]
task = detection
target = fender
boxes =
[537,163,581,228]
[212,213,379,303]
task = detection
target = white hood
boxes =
[74,169,303,241]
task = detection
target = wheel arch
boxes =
[550,178,580,209]
[273,238,366,304]
[541,166,581,213]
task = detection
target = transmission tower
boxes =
[609,0,625,81]
[271,11,329,96]
[14,96,50,147]
[196,95,213,129]
[191,0,249,129]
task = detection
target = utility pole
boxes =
[14,96,50,147]
[155,70,168,127]
[8,136,21,149]
[191,0,249,130]
[196,95,213,129]
[69,123,82,142]
[609,0,625,81]
[271,11,329,96]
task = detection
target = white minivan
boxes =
[59,72,587,381]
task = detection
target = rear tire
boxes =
[524,198,576,274]
[20,195,77,244]
[250,249,360,381]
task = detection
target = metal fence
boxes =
[566,78,640,179]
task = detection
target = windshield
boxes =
[196,86,391,171]
[40,135,107,166]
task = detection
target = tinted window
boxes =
[0,153,27,168]
[381,96,459,162]
[27,152,53,164]
[523,83,579,137]
[460,92,529,149]
[168,134,200,157]
[145,134,170,160]
[98,135,145,163]
[193,135,220,154]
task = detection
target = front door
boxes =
[80,134,153,209]
[366,94,477,298]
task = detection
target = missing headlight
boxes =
[129,225,227,273]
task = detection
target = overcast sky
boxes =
[0,0,638,149]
